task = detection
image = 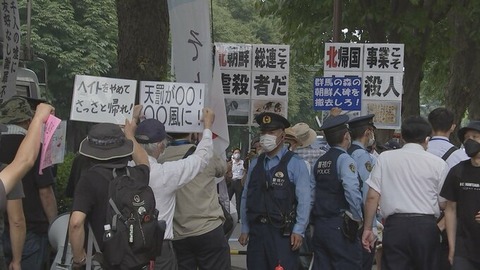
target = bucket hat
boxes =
[79,123,133,160]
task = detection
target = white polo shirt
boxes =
[366,143,449,218]
[427,136,469,169]
[132,129,213,239]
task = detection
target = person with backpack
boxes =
[132,109,215,270]
[68,106,152,270]
[427,108,468,168]
[427,107,469,270]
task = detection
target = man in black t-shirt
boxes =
[68,110,151,269]
[441,120,480,269]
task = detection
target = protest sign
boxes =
[70,75,137,124]
[39,115,63,174]
[139,81,205,133]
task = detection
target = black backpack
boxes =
[98,165,165,270]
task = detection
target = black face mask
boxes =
[464,139,480,157]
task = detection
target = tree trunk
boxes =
[116,0,169,83]
[444,3,477,145]
[401,50,423,118]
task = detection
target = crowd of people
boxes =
[0,94,479,270]
[235,108,480,270]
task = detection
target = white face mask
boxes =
[260,134,278,153]
[232,153,240,160]
[367,132,375,147]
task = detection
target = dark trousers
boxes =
[154,240,178,270]
[438,234,450,270]
[452,256,480,270]
[312,216,362,270]
[172,225,230,270]
[3,230,49,270]
[362,241,375,270]
[382,214,440,270]
[299,224,313,270]
[228,179,243,216]
[247,222,299,270]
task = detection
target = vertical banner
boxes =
[168,0,212,85]
[168,0,229,154]
[0,0,21,103]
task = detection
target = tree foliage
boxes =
[257,0,480,144]
[19,0,118,118]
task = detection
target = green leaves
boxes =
[16,0,118,118]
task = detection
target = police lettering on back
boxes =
[316,160,333,175]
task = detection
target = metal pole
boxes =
[26,0,32,60]
[333,0,341,42]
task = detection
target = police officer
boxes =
[347,114,377,270]
[238,112,313,270]
[312,114,363,270]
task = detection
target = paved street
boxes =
[229,223,247,270]
[228,222,379,270]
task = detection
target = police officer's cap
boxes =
[255,112,290,131]
[348,114,376,130]
[458,120,480,142]
[319,114,349,135]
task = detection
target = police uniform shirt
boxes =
[366,143,449,218]
[240,146,313,236]
[350,140,375,201]
[314,146,363,221]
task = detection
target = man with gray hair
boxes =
[133,109,216,270]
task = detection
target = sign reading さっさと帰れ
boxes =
[70,75,137,124]
[139,81,205,133]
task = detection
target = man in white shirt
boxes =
[228,148,245,216]
[134,109,215,270]
[362,116,449,270]
[427,108,468,168]
[427,107,469,270]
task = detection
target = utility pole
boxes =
[333,0,342,42]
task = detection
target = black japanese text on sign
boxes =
[70,75,137,124]
[0,0,21,103]
[140,81,205,133]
